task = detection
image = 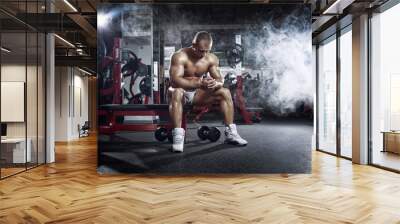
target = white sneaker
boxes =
[172,128,185,152]
[224,124,248,146]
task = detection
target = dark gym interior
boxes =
[97,4,313,173]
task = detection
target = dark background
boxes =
[97,4,313,174]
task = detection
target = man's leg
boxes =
[193,87,247,146]
[168,87,185,152]
[193,87,234,123]
[169,87,184,128]
[213,88,234,125]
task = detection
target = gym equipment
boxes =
[121,50,152,105]
[223,72,263,124]
[225,44,244,68]
[99,104,191,142]
[223,72,237,87]
[154,127,173,143]
[197,126,209,140]
[235,74,263,124]
[197,126,221,142]
[139,77,152,97]
[99,38,122,105]
[98,37,157,106]
[154,127,168,141]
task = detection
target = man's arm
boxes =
[170,52,201,89]
[208,54,223,89]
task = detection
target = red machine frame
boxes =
[99,37,159,106]
[98,104,188,136]
[235,75,262,124]
[98,37,174,136]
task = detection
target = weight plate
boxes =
[155,127,168,142]
[197,126,210,140]
[208,127,221,142]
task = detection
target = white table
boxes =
[1,138,31,163]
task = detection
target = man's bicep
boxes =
[208,54,222,80]
[209,64,222,81]
[170,54,185,80]
[170,64,184,79]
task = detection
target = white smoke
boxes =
[247,18,312,115]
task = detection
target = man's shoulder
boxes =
[206,53,219,64]
[172,49,189,61]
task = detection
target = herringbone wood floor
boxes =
[1,135,400,224]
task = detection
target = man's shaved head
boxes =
[192,31,213,46]
[191,31,212,58]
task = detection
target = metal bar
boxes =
[316,44,320,150]
[0,8,38,32]
[37,0,39,167]
[44,17,47,165]
[370,164,400,174]
[25,0,28,171]
[316,149,351,161]
[60,68,62,117]
[367,11,373,165]
[336,29,341,157]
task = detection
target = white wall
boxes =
[55,67,89,141]
[1,64,46,164]
[55,66,69,141]
[71,73,89,138]
[1,64,42,137]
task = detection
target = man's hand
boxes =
[198,76,222,90]
[199,77,214,89]
[207,79,223,90]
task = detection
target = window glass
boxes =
[317,37,337,154]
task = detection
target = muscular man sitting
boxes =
[168,31,247,152]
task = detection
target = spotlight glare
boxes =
[98,13,110,28]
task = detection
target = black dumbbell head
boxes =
[208,127,221,142]
[197,126,210,140]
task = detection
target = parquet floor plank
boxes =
[0,136,399,223]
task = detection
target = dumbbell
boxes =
[197,126,221,142]
[155,127,173,143]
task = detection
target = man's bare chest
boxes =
[184,59,209,77]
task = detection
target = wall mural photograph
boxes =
[97,3,313,173]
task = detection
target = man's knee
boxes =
[171,88,184,101]
[216,88,232,100]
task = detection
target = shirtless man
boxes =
[169,31,247,152]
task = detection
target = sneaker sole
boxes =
[171,148,184,153]
[224,140,247,146]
